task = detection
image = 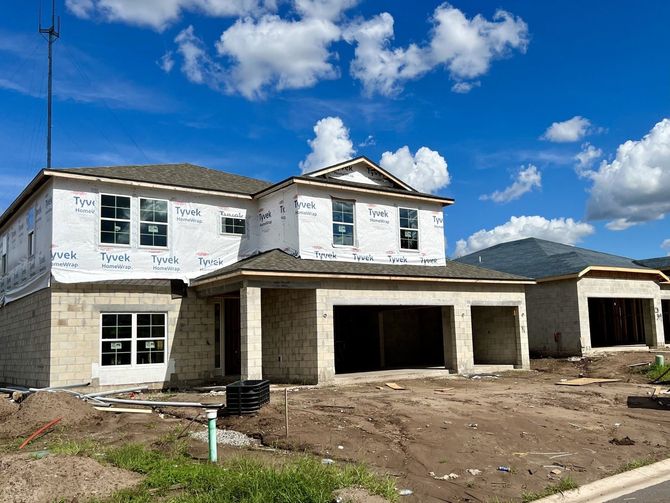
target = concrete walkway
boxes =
[536,458,670,503]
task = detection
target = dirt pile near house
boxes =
[0,399,19,420]
[0,392,103,438]
[0,454,141,503]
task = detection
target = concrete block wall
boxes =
[471,306,519,365]
[261,288,318,384]
[0,287,51,387]
[240,286,262,380]
[525,280,581,356]
[50,281,216,387]
[577,273,665,350]
[315,279,529,379]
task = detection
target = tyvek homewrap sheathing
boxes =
[0,185,52,304]
[295,185,446,265]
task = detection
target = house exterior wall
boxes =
[313,280,529,381]
[525,280,582,356]
[0,287,52,387]
[295,185,446,266]
[50,281,217,387]
[261,288,318,384]
[471,306,520,365]
[50,177,259,285]
[0,183,53,304]
[577,273,665,350]
[255,186,299,255]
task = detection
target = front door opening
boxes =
[588,297,649,347]
[663,300,670,341]
[224,297,241,376]
[333,305,444,374]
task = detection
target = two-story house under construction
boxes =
[0,157,533,388]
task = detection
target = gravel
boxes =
[191,427,258,447]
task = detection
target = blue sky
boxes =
[1,0,669,258]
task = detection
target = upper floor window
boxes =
[139,198,168,247]
[26,207,35,257]
[1,235,7,276]
[100,194,131,245]
[221,216,246,235]
[399,208,419,250]
[332,199,355,246]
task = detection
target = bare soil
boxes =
[0,454,141,503]
[220,352,670,502]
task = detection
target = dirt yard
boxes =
[0,352,668,503]
[221,352,670,502]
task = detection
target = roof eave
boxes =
[0,169,49,230]
[536,265,670,283]
[192,268,534,287]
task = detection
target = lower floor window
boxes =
[101,312,166,366]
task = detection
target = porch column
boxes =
[649,297,666,348]
[515,305,531,370]
[240,285,262,380]
[316,290,335,384]
[451,304,474,374]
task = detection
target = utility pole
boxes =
[39,0,60,170]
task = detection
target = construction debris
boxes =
[610,436,635,446]
[385,383,406,390]
[555,378,621,386]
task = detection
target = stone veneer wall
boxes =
[50,281,216,387]
[0,287,52,387]
[261,288,318,384]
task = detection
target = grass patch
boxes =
[615,457,655,474]
[101,443,397,502]
[521,477,578,502]
[643,363,670,381]
[49,438,100,456]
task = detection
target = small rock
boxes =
[322,458,335,465]
[466,469,481,476]
[398,489,413,496]
[550,469,562,475]
[337,445,344,450]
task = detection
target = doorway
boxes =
[223,298,241,376]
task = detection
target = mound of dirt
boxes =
[0,453,142,503]
[0,392,103,438]
[0,399,19,420]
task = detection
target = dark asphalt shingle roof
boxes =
[455,238,653,280]
[193,249,530,283]
[57,163,272,195]
[635,256,670,271]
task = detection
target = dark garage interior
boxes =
[663,300,670,341]
[588,297,649,347]
[333,305,444,374]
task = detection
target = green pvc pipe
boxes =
[206,409,218,463]
[656,354,665,367]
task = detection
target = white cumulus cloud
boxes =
[586,118,670,230]
[454,215,594,257]
[379,146,450,194]
[175,26,225,88]
[294,0,358,20]
[66,0,274,30]
[662,239,670,255]
[158,51,175,73]
[574,142,602,177]
[216,15,340,99]
[542,116,592,143]
[343,4,528,96]
[480,164,541,203]
[299,116,355,173]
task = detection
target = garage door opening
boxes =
[333,306,444,374]
[588,298,651,347]
[471,306,520,365]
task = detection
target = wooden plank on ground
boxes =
[555,378,621,386]
[94,406,153,414]
[385,382,406,390]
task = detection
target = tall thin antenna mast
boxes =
[39,0,60,170]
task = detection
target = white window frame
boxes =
[99,312,167,368]
[220,215,246,236]
[398,207,420,251]
[332,198,356,247]
[26,207,36,257]
[138,197,169,249]
[99,193,132,247]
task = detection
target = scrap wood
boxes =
[628,362,652,367]
[433,387,455,393]
[385,382,406,390]
[555,378,621,386]
[19,417,63,449]
[313,404,355,409]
